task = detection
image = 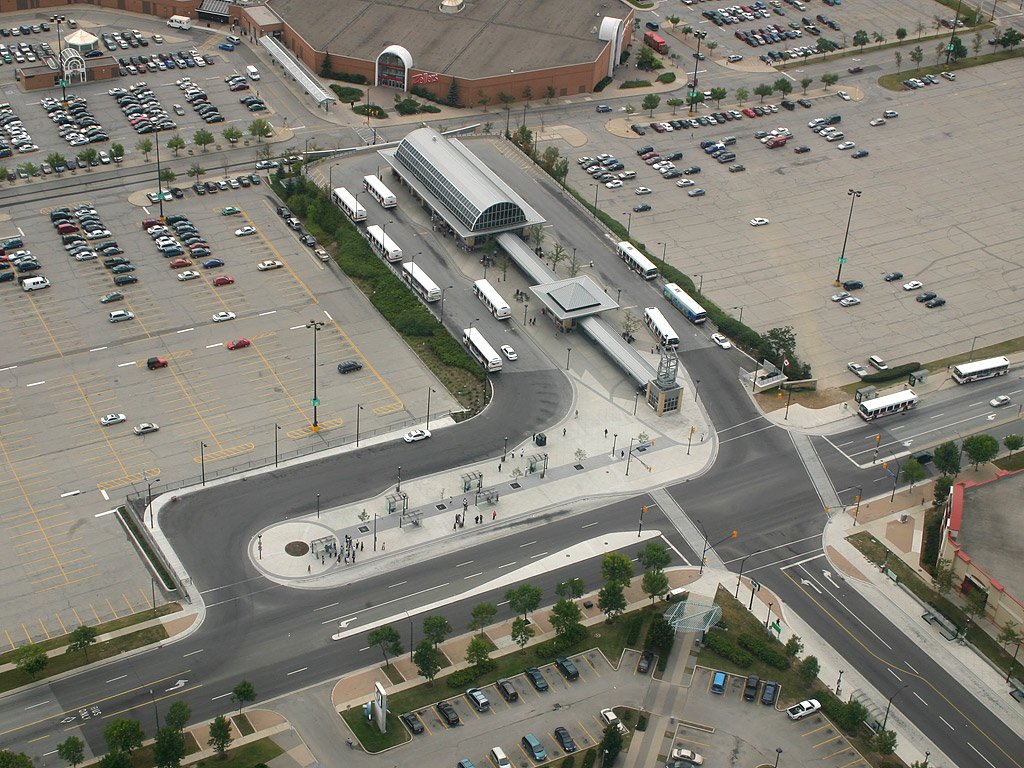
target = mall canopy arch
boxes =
[376,44,413,90]
[258,35,335,110]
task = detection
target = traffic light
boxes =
[641,505,649,516]
[875,434,882,445]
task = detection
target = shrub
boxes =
[594,76,613,92]
[620,80,653,89]
[581,749,597,768]
[737,633,790,670]
[329,85,363,103]
[353,104,388,119]
[410,85,443,103]
[325,71,368,85]
[445,660,496,688]
[624,613,645,646]
[395,97,441,116]
[860,362,920,385]
[703,632,753,667]
[656,72,677,83]
[563,757,575,768]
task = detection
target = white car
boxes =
[808,117,825,128]
[940,71,956,81]
[990,395,1011,408]
[787,699,821,720]
[177,270,201,281]
[403,429,432,443]
[212,311,236,323]
[836,141,856,150]
[75,251,98,261]
[676,179,695,188]
[749,218,770,227]
[254,160,279,170]
[837,90,851,101]
[599,708,628,735]
[257,260,283,271]
[234,226,257,237]
[100,413,127,426]
[883,110,899,118]
[902,280,923,291]
[133,422,160,435]
[831,292,850,302]
[869,118,886,126]
[500,344,518,361]
[605,179,623,189]
[847,362,868,378]
[711,333,731,349]
[839,296,861,307]
[634,186,652,195]
[727,54,743,62]
[670,749,703,765]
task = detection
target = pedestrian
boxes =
[604,428,608,438]
[492,510,497,520]
[498,462,502,472]
[620,450,624,458]
[345,554,349,564]
[463,497,468,511]
[382,542,385,551]
[520,448,524,458]
[352,551,356,562]
[562,427,567,437]
[575,409,579,419]
[360,541,364,551]
[307,565,311,573]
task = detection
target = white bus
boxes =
[362,175,397,209]
[643,307,679,349]
[473,279,511,320]
[462,327,502,372]
[858,390,918,421]
[365,224,402,263]
[331,187,367,223]
[616,241,659,280]
[166,15,192,29]
[402,262,441,302]
[663,282,708,324]
[951,356,1010,384]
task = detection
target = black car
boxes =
[337,360,363,374]
[925,297,946,308]
[114,274,138,286]
[781,100,796,110]
[841,279,863,291]
[638,650,654,674]
[633,204,652,213]
[636,145,654,156]
[555,656,579,681]
[277,206,292,218]
[797,98,812,108]
[682,166,701,175]
[435,700,460,727]
[554,726,577,753]
[496,679,518,702]
[743,674,761,701]
[524,667,549,692]
[883,271,903,282]
[761,680,779,706]
[630,124,647,136]
[794,145,811,154]
[300,234,317,247]
[399,712,424,734]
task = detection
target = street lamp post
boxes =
[150,689,160,730]
[733,305,744,324]
[565,347,572,370]
[659,241,668,271]
[688,31,708,116]
[889,456,902,502]
[407,611,414,662]
[625,437,636,476]
[523,302,529,325]
[200,441,207,486]
[426,388,435,430]
[1007,641,1021,682]
[147,477,161,528]
[397,465,402,493]
[316,492,321,519]
[306,320,324,429]
[274,422,281,467]
[694,379,701,401]
[835,188,862,286]
[624,211,633,236]
[696,521,736,575]
[882,684,908,730]
[945,0,964,64]
[154,127,166,220]
[853,485,863,525]
[611,433,618,457]
[503,436,509,463]
[592,183,600,213]
[773,748,783,768]
[835,669,844,696]
[356,403,363,447]
[734,549,764,598]
[765,601,773,627]
[52,15,67,105]
[440,285,453,324]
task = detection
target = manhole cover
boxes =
[357,525,370,533]
[510,482,521,489]
[285,540,309,556]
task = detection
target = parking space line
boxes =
[36,618,50,640]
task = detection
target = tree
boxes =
[153,727,186,768]
[207,715,232,758]
[18,162,39,177]
[915,20,925,39]
[798,655,820,687]
[709,87,727,106]
[817,39,838,56]
[999,28,1023,50]
[706,40,718,54]
[56,737,85,768]
[637,542,670,571]
[549,599,583,638]
[165,701,191,733]
[465,635,491,666]
[511,616,534,652]
[222,126,242,145]
[901,458,927,489]
[77,148,98,167]
[555,578,585,600]
[948,35,968,62]
[67,625,98,660]
[896,27,907,42]
[447,77,460,107]
[136,138,153,161]
[248,119,272,143]
[1003,434,1023,456]
[641,94,661,117]
[422,615,452,648]
[820,73,839,90]
[636,46,661,71]
[773,78,793,96]
[600,720,624,764]
[469,602,497,633]
[193,129,214,153]
[97,752,130,768]
[621,310,642,340]
[735,87,749,103]
[166,135,186,156]
[548,242,567,271]
[545,85,556,103]
[540,146,560,171]
[963,434,999,470]
[853,30,870,49]
[553,157,569,188]
[598,582,627,621]
[784,635,804,657]
[933,441,961,476]
[521,85,533,104]
[681,24,693,38]
[933,474,953,507]
[231,679,257,714]
[46,152,66,170]
[934,42,946,64]
[933,558,954,596]
[0,753,33,768]
[505,584,543,620]
[764,326,797,360]
[602,552,634,587]
[566,247,583,277]
[799,77,813,94]
[910,45,924,68]
[412,639,442,683]
[873,729,897,755]
[110,143,125,163]
[895,51,903,72]
[104,719,144,755]
[972,31,983,57]
[646,615,675,652]
[666,97,685,115]
[478,90,491,110]
[13,643,47,679]
[753,83,774,102]
[159,169,176,183]
[641,569,668,604]
[933,15,943,32]
[872,31,886,46]
[367,625,403,667]
[688,91,705,109]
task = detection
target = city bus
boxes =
[402,261,442,302]
[643,307,679,349]
[663,282,707,324]
[362,175,397,209]
[473,279,511,320]
[643,31,668,54]
[331,187,367,223]
[857,390,918,421]
[951,356,1010,384]
[365,224,402,263]
[616,241,659,280]
[462,327,502,372]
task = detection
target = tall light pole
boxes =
[316,492,321,519]
[944,0,964,64]
[565,347,572,370]
[503,436,509,462]
[52,15,67,105]
[835,188,862,286]
[688,31,708,116]
[153,127,166,220]
[355,403,363,447]
[147,477,161,528]
[426,388,435,430]
[696,518,738,575]
[306,320,324,430]
[882,684,908,730]
[274,423,281,467]
[734,548,764,597]
[657,241,668,271]
[853,485,863,525]
[773,748,783,768]
[200,442,207,486]
[440,285,453,324]
[624,211,633,236]
[733,305,744,325]
[625,436,636,476]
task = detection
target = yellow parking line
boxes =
[37,618,50,639]
[20,624,31,643]
[106,598,119,619]
[72,606,83,627]
[3,630,14,651]
[139,588,152,610]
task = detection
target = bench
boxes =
[922,612,959,641]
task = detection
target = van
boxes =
[722,136,737,146]
[711,670,728,694]
[109,310,135,322]
[245,65,260,80]
[824,113,842,125]
[166,15,192,30]
[618,170,636,180]
[226,35,242,45]
[645,21,660,30]
[489,747,511,768]
[57,222,79,235]
[21,276,50,291]
[868,355,888,371]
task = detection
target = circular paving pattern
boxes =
[285,540,309,557]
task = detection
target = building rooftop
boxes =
[267,0,623,78]
[958,472,1024,600]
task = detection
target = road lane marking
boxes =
[286,667,307,676]
[89,347,107,352]
[912,691,927,706]
[176,327,194,334]
[939,716,955,730]
[94,509,117,518]
[529,551,548,559]
[388,581,407,588]
[520,540,536,548]
[499,562,516,569]
[323,311,333,321]
[463,572,482,580]
[455,561,473,568]
[26,381,45,387]
[211,692,232,700]
[105,675,127,683]
[314,602,340,612]
[60,490,81,498]
[0,365,17,371]
[117,362,135,367]
[581,521,599,528]
[258,310,277,316]
[24,700,50,710]
[182,649,204,657]
[100,489,109,501]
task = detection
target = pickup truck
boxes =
[786,699,821,720]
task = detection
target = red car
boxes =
[141,218,160,229]
[742,107,757,118]
[169,258,193,268]
[226,338,250,350]
[212,275,235,286]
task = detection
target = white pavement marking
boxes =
[0,365,17,372]
[206,343,222,349]
[26,380,45,387]
[182,649,204,657]
[887,668,903,681]
[968,743,997,768]
[529,551,548,559]
[314,602,340,612]
[321,582,450,625]
[89,347,107,352]
[60,490,81,498]
[290,324,305,330]
[455,561,473,568]
[211,692,232,700]
[912,691,928,706]
[105,675,127,683]
[117,361,135,367]
[100,489,109,501]
[779,551,827,571]
[25,700,50,709]
[286,667,307,676]
[463,572,482,580]
[94,509,117,518]
[388,581,407,588]
[323,311,333,321]
[177,327,194,334]
[259,310,277,316]
[939,716,955,730]
[520,540,536,548]
[498,562,516,569]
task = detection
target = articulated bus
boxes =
[643,307,679,349]
[616,241,659,280]
[462,327,502,372]
[331,187,367,223]
[473,279,511,320]
[951,356,1010,384]
[858,390,918,421]
[402,262,442,302]
[362,175,397,209]
[663,282,707,324]
[365,224,402,263]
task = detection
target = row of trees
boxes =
[637,72,841,117]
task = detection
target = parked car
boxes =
[435,700,460,727]
[524,667,548,692]
[787,699,821,720]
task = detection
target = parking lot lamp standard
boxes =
[306,320,325,430]
[146,477,161,528]
[774,748,783,768]
[426,388,435,430]
[52,15,67,105]
[200,442,207,486]
[624,211,633,236]
[882,684,908,730]
[734,548,764,597]
[355,403,363,447]
[835,188,862,286]
[945,0,963,65]
[688,30,708,116]
[274,422,281,467]
[154,127,165,220]
[440,285,453,324]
